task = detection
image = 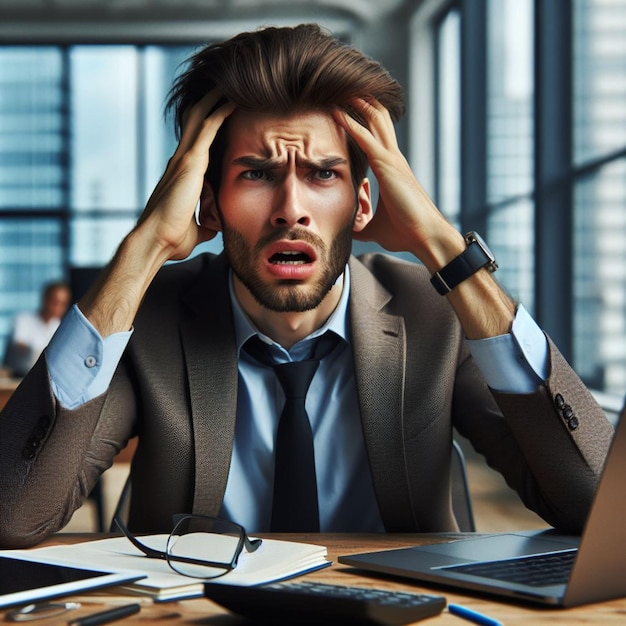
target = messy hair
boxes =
[166,23,405,194]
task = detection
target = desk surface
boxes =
[5,533,626,624]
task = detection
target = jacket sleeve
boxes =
[455,337,614,534]
[0,355,136,548]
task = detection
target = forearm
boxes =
[409,219,516,340]
[79,226,171,337]
[80,91,233,338]
[336,98,517,340]
[445,268,516,339]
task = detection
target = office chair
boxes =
[88,480,107,532]
[451,439,476,532]
[110,440,476,533]
[109,474,132,532]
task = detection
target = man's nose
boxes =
[270,175,311,228]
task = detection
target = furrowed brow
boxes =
[231,155,348,170]
[232,156,282,169]
[300,156,348,170]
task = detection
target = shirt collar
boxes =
[230,265,351,359]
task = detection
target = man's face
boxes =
[43,287,71,320]
[212,109,371,313]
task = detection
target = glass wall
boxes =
[435,8,461,229]
[572,0,626,394]
[0,44,197,363]
[428,0,625,396]
[485,0,534,309]
[0,48,67,361]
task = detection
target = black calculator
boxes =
[204,580,446,625]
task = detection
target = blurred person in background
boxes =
[3,281,71,377]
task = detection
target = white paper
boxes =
[3,535,329,600]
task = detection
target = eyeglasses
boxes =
[114,514,262,580]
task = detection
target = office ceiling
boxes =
[0,0,423,44]
[0,0,411,23]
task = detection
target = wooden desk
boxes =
[4,534,626,624]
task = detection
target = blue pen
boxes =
[448,603,503,626]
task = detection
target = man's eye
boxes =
[314,169,336,180]
[242,170,271,181]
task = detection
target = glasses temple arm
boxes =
[245,536,263,553]
[113,515,168,560]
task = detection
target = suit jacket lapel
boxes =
[349,257,416,531]
[179,254,239,517]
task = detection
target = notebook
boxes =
[0,554,143,609]
[339,409,626,607]
[5,534,329,602]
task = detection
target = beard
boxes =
[222,220,354,313]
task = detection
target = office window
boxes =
[70,47,140,213]
[435,7,461,228]
[414,0,625,398]
[572,0,626,394]
[69,44,195,266]
[0,48,66,211]
[485,0,534,309]
[0,44,197,362]
[0,48,67,362]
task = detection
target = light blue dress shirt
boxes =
[46,264,548,532]
[222,269,385,531]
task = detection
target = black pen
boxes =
[67,603,141,626]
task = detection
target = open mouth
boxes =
[266,240,317,269]
[269,250,313,265]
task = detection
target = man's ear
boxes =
[352,178,373,233]
[197,178,222,231]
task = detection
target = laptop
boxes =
[339,409,626,607]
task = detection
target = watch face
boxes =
[465,231,498,271]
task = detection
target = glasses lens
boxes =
[166,516,244,579]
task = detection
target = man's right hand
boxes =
[78,90,235,337]
[137,90,235,261]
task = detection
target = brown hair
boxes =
[166,23,405,194]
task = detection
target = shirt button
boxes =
[84,355,97,368]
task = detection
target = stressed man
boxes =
[0,24,613,548]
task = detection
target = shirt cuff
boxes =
[466,304,549,393]
[46,304,132,409]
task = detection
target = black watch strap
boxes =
[430,233,497,295]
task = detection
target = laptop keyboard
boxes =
[443,549,577,587]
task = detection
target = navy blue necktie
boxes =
[244,332,339,532]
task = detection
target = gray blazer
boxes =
[0,253,614,547]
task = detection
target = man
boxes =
[2,281,71,377]
[0,24,613,548]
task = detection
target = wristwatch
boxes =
[430,231,498,295]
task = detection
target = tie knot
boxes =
[244,332,340,366]
[274,359,319,398]
[243,331,341,399]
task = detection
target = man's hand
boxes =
[333,97,464,273]
[334,97,515,339]
[137,90,235,261]
[79,90,234,337]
